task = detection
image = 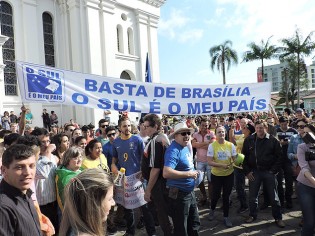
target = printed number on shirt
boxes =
[124,153,128,162]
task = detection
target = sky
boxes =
[157,0,315,86]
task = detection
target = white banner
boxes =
[113,171,146,209]
[16,61,271,115]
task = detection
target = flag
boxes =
[145,53,152,83]
[27,73,62,94]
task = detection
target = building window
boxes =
[42,12,55,67]
[0,1,17,95]
[127,28,134,55]
[120,71,131,80]
[117,25,123,53]
[312,69,314,73]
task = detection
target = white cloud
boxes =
[158,9,191,39]
[158,8,203,44]
[179,29,204,43]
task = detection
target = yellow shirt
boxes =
[207,141,236,176]
[234,134,245,154]
[81,154,108,171]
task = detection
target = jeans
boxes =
[151,179,173,236]
[124,204,156,235]
[167,189,200,236]
[297,182,315,236]
[277,162,293,204]
[248,170,282,220]
[234,168,247,208]
[196,161,211,182]
[211,172,234,217]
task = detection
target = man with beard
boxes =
[111,116,156,236]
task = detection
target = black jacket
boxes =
[242,133,283,176]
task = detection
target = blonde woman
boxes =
[59,168,115,236]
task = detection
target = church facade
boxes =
[0,0,165,127]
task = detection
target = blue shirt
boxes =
[103,141,115,170]
[164,141,195,192]
[112,135,144,176]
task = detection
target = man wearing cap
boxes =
[163,122,200,236]
[275,116,297,209]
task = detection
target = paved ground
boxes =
[112,188,303,236]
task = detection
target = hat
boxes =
[51,123,58,128]
[279,116,288,123]
[296,108,303,113]
[168,122,194,140]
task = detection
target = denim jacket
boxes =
[287,134,304,166]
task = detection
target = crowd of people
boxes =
[0,105,315,236]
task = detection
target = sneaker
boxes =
[224,217,233,227]
[275,219,285,228]
[208,209,214,221]
[237,206,248,214]
[244,216,256,223]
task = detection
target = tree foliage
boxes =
[209,40,238,84]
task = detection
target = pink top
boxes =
[193,131,216,162]
[297,143,315,188]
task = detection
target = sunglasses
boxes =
[180,132,191,136]
[297,125,306,129]
[107,133,116,137]
[101,125,109,128]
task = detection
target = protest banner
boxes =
[16,61,271,115]
[113,171,146,209]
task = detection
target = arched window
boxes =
[127,27,134,55]
[0,1,17,95]
[120,71,131,80]
[117,25,123,53]
[42,12,55,67]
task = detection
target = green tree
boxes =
[280,29,315,107]
[277,57,308,109]
[242,36,280,81]
[209,40,238,84]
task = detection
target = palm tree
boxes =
[242,36,280,81]
[209,40,238,84]
[280,29,315,107]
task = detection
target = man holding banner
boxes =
[111,116,156,236]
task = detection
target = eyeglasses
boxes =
[107,133,116,137]
[101,125,109,128]
[297,125,306,129]
[180,132,191,136]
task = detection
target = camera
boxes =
[305,151,315,161]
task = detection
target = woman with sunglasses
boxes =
[287,119,308,199]
[207,126,236,227]
[55,146,84,210]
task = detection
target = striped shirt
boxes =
[35,154,58,205]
